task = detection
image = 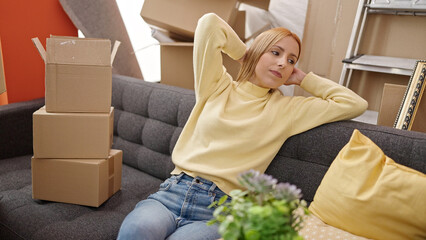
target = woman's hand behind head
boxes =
[284,67,306,86]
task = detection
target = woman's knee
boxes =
[119,218,169,240]
[117,218,145,239]
[117,199,175,240]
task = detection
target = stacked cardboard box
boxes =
[31,36,122,207]
[141,0,269,90]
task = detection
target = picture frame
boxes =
[394,60,426,130]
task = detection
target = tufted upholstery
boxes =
[0,74,425,239]
[111,74,195,180]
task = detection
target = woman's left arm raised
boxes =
[287,71,368,135]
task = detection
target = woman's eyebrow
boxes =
[272,45,298,59]
[272,45,284,51]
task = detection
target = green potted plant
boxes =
[208,170,308,240]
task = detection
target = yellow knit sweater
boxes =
[171,13,368,195]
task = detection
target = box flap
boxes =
[46,37,111,66]
[160,42,194,47]
[150,26,194,43]
[111,40,121,65]
[0,38,6,94]
[31,37,46,62]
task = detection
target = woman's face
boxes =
[249,36,300,89]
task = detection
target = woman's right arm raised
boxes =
[193,13,246,100]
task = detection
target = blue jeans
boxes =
[117,173,229,240]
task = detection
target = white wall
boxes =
[116,0,160,82]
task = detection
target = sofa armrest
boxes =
[0,98,45,160]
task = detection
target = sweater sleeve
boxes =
[289,72,368,135]
[193,13,246,100]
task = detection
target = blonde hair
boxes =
[236,27,301,83]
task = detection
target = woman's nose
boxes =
[278,57,286,68]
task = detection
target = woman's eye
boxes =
[288,59,295,65]
[271,51,279,56]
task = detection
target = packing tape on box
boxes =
[108,155,115,196]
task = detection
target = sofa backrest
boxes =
[266,120,426,202]
[111,75,195,181]
[111,74,426,203]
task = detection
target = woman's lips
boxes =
[270,70,282,78]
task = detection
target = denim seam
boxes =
[178,181,193,225]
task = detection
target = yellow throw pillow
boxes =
[309,129,426,240]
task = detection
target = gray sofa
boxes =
[1,74,425,239]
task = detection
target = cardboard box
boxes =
[32,149,122,207]
[234,11,246,42]
[153,9,244,90]
[0,38,6,94]
[239,0,270,10]
[32,36,120,113]
[377,83,406,127]
[141,0,239,39]
[33,107,114,159]
[160,43,241,90]
[151,10,246,42]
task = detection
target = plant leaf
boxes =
[218,195,228,205]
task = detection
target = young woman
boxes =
[117,13,367,240]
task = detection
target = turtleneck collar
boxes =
[237,80,271,98]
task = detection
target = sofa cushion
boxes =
[309,129,426,240]
[0,154,163,240]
